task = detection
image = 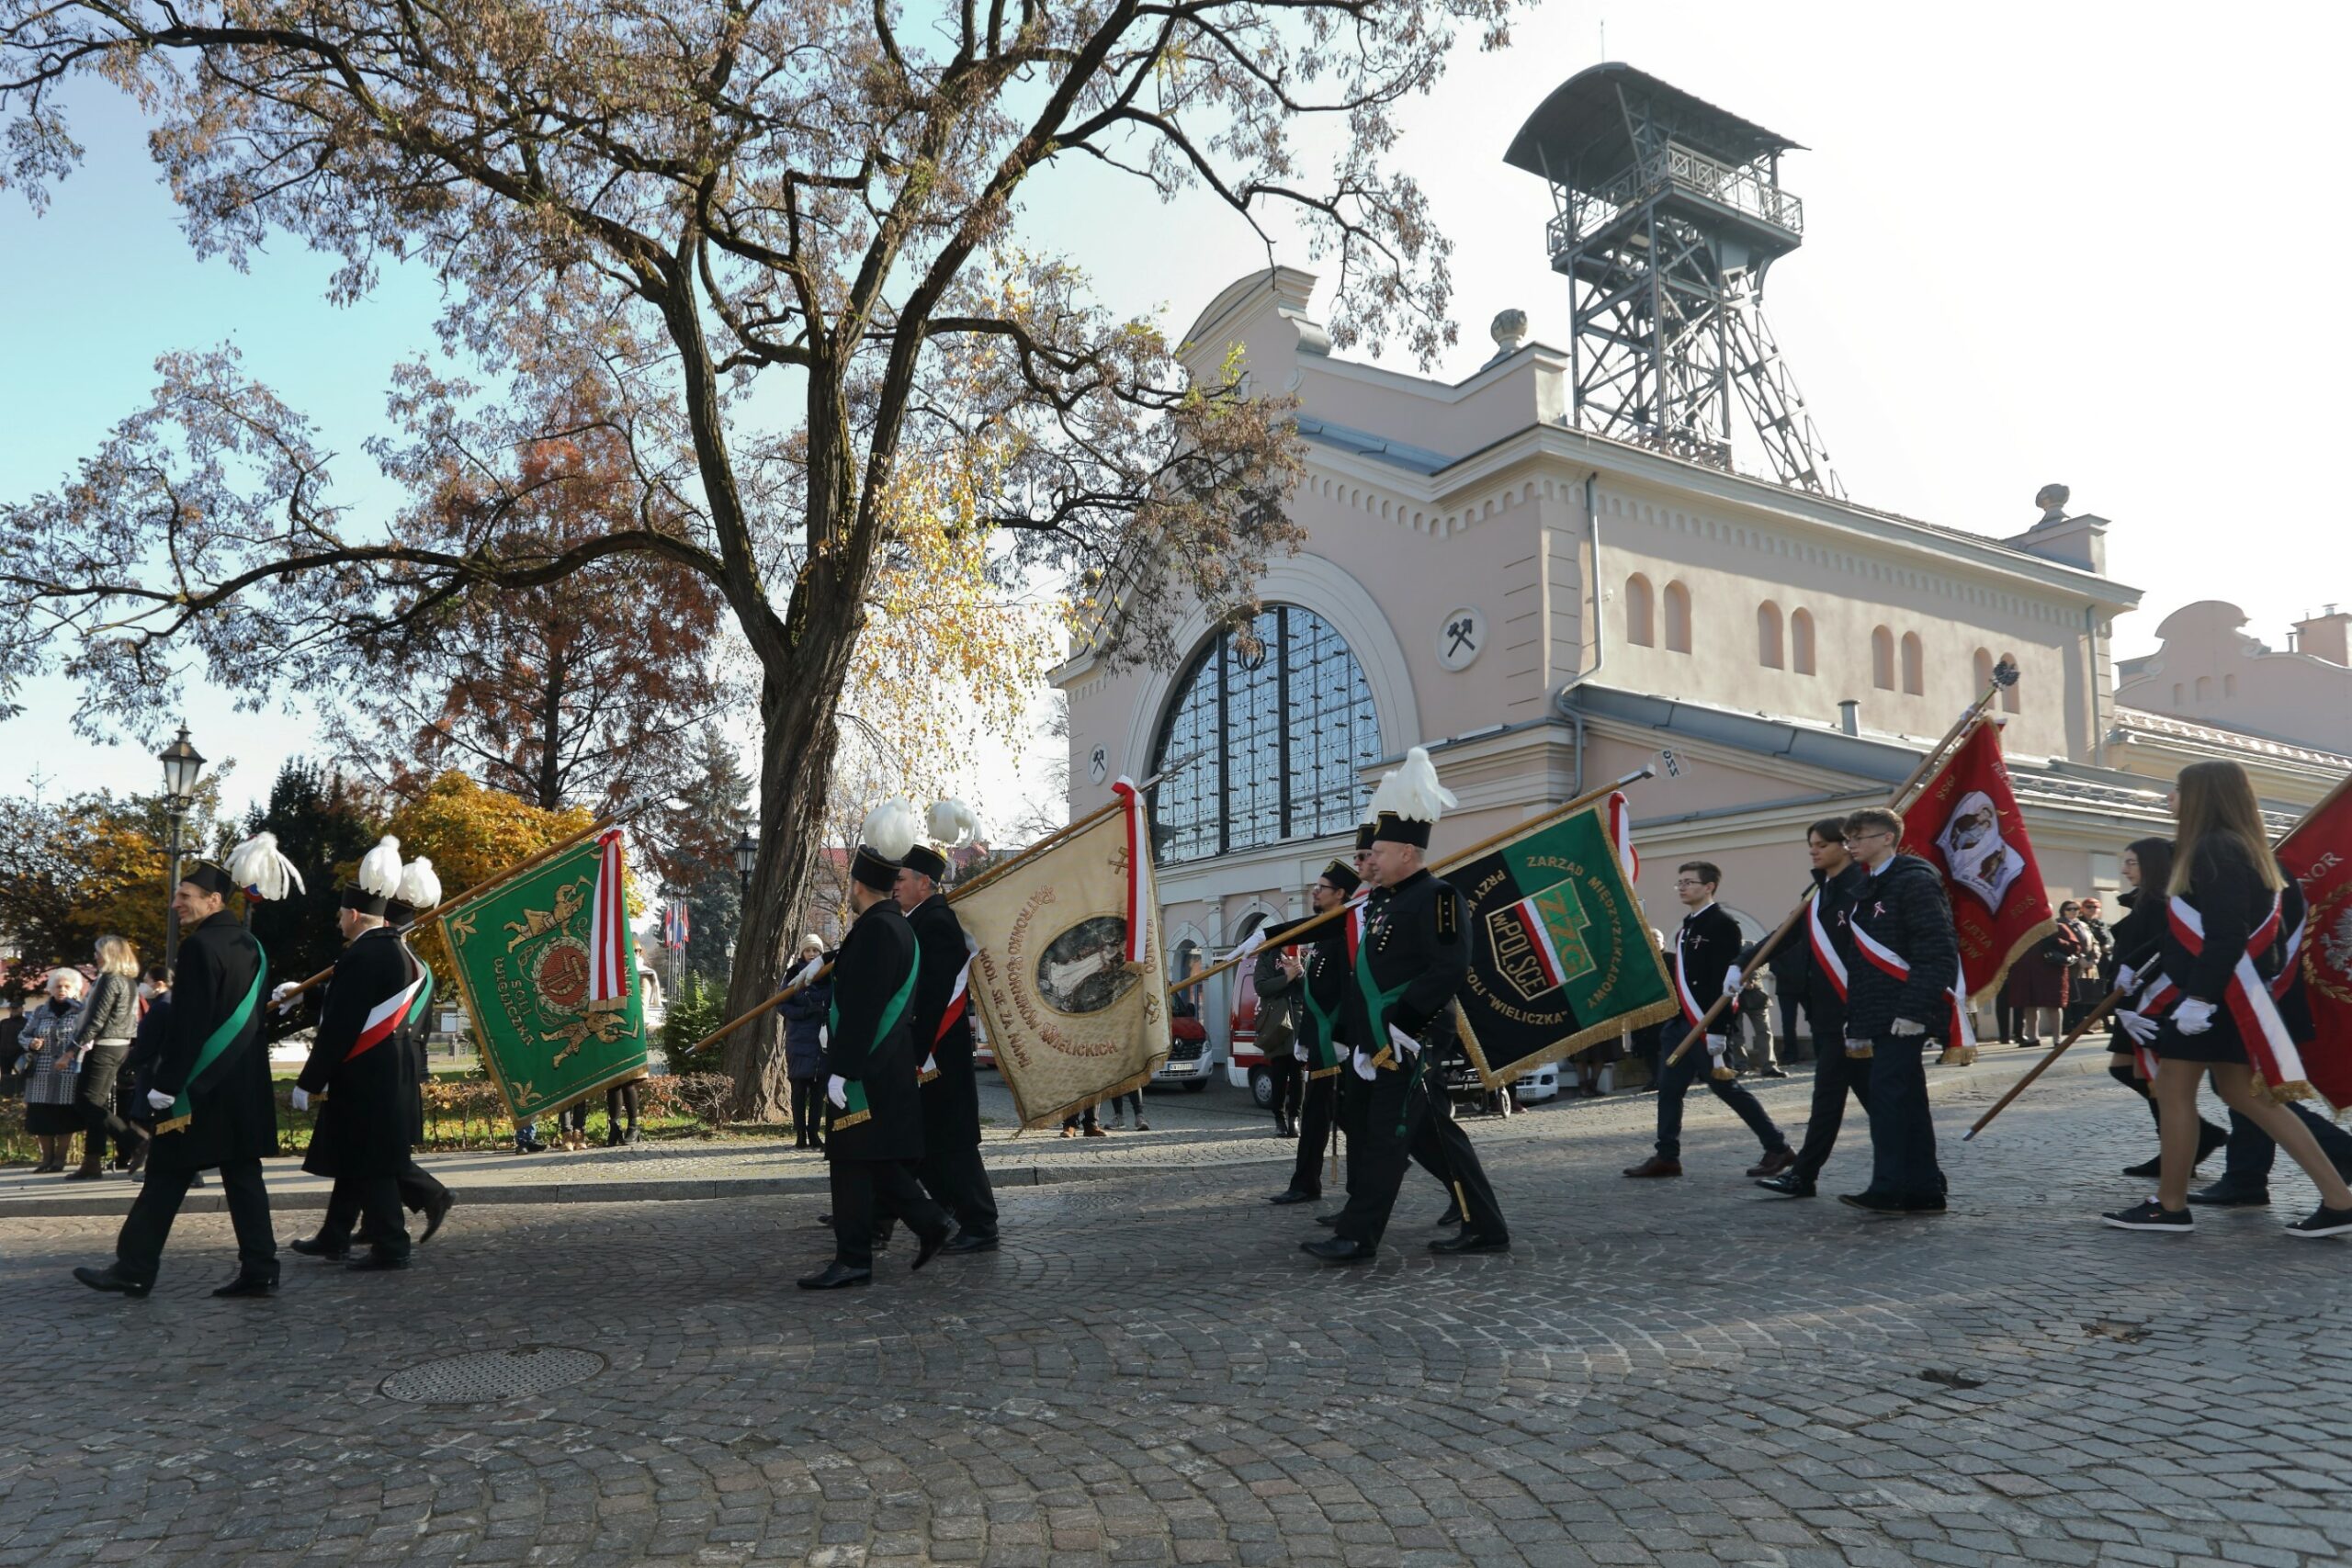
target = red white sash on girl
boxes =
[2168,892,2308,1097]
[348,954,424,1065]
[1806,893,1849,1003]
[2274,908,2308,1002]
[1111,777,1149,964]
[2123,970,2182,1082]
[1608,791,1638,881]
[587,828,633,1006]
[1852,921,1972,1045]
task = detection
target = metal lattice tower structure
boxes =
[1504,64,1843,498]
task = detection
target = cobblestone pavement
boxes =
[6,1068,2349,1568]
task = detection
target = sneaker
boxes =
[2101,1199,2193,1234]
[2284,1203,2352,1239]
[1134,1119,1149,1132]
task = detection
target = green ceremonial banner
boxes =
[439,838,648,1121]
[1451,804,1679,1088]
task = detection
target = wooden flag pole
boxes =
[682,768,1182,1057]
[1664,663,2016,1068]
[270,811,624,1007]
[1174,764,1659,998]
[1961,988,2126,1141]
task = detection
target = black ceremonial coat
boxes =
[148,909,276,1173]
[297,926,425,1180]
[908,892,984,1153]
[821,898,926,1165]
[1340,870,1470,1065]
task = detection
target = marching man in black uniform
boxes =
[897,799,1000,1255]
[75,857,281,1298]
[1838,807,1958,1214]
[1624,863,1793,1181]
[287,837,430,1269]
[800,802,955,1290]
[1757,819,1871,1199]
[1260,857,1359,1207]
[1304,749,1509,1263]
[381,854,456,1243]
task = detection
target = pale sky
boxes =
[5,1,2346,826]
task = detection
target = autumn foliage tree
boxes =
[0,0,1513,1117]
[378,771,595,989]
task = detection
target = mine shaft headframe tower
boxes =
[1505,63,1844,499]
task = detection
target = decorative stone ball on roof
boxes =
[1490,309,1528,357]
[2035,483,2070,523]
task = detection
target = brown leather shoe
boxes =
[1747,1147,1798,1179]
[1622,1156,1683,1179]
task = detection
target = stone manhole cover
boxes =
[379,1346,605,1404]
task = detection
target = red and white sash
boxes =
[348,959,424,1065]
[1673,927,1709,1032]
[2273,907,2308,1002]
[1851,922,1971,1047]
[2168,893,2306,1095]
[1607,791,1638,881]
[1806,894,1849,1003]
[1112,777,1149,964]
[921,937,978,1084]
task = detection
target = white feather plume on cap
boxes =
[396,856,442,910]
[925,798,980,848]
[860,799,922,863]
[356,835,405,899]
[226,832,306,902]
[1367,746,1457,825]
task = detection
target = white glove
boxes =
[1228,929,1268,964]
[1723,965,1744,998]
[289,1086,310,1111]
[1705,1033,1727,1061]
[795,957,824,988]
[825,1074,848,1109]
[1387,1023,1421,1058]
[1351,1049,1378,1081]
[1889,1018,1927,1037]
[146,1089,175,1111]
[2115,1010,2158,1045]
[1292,1042,1307,1063]
[2174,997,2217,1036]
[271,982,299,1014]
[2115,963,2138,994]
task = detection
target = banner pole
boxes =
[1665,665,2012,1068]
[1960,988,2125,1141]
[1174,764,1657,997]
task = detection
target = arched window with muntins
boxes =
[1148,604,1383,864]
[1901,632,1924,695]
[1790,609,1815,675]
[1624,573,1655,647]
[1871,626,1895,690]
[1663,581,1692,654]
[1758,602,1784,669]
[1999,650,2021,712]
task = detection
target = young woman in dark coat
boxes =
[780,933,833,1149]
[2102,839,2226,1179]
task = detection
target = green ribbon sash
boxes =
[826,952,920,1130]
[1300,960,1343,1077]
[1352,926,1412,1071]
[158,958,266,1135]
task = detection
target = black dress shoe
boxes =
[419,1191,455,1245]
[1300,1237,1376,1264]
[1429,1232,1510,1255]
[289,1235,350,1260]
[815,1213,834,1228]
[1838,1190,1943,1215]
[2187,1184,2270,1207]
[797,1262,872,1289]
[1267,1190,1319,1206]
[73,1265,152,1298]
[2120,1156,2163,1179]
[211,1269,280,1298]
[1314,1213,1340,1228]
[940,1232,1000,1255]
[348,1252,412,1272]
[911,1226,951,1271]
[1755,1173,1817,1198]
[1432,1206,1464,1227]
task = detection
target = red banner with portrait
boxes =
[2278,775,2352,1110]
[1899,720,2057,1000]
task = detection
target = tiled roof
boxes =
[2108,707,2352,772]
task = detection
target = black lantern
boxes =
[733,829,759,894]
[158,724,208,967]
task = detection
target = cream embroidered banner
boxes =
[958,781,1169,1128]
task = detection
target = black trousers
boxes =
[1652,1033,1787,1161]
[1790,1043,1871,1183]
[74,1043,138,1156]
[2219,1101,2352,1191]
[1334,1067,1506,1248]
[790,1077,824,1145]
[1286,1072,1339,1196]
[115,1158,277,1284]
[830,1159,949,1269]
[322,1175,412,1258]
[1266,1055,1303,1123]
[916,1141,1000,1239]
[393,1156,448,1216]
[1860,1036,1944,1200]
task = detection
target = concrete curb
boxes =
[0,1046,2113,1220]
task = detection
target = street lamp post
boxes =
[157,724,208,970]
[733,829,759,897]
